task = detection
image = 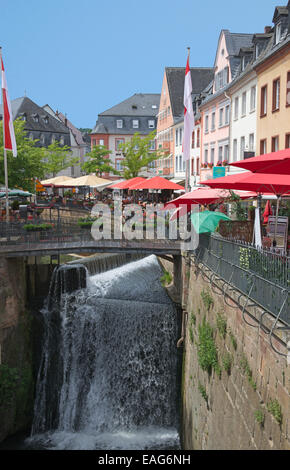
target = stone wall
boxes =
[181,256,290,450]
[0,258,34,442]
[159,254,290,450]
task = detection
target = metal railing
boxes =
[194,234,290,326]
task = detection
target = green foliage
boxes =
[190,313,196,326]
[240,354,257,391]
[81,145,119,176]
[229,331,237,350]
[225,190,247,221]
[222,352,232,374]
[42,141,79,177]
[267,399,282,425]
[23,223,53,231]
[197,318,219,375]
[118,131,167,179]
[201,289,214,311]
[254,409,265,427]
[0,119,46,192]
[198,382,208,402]
[160,270,172,286]
[189,326,194,344]
[216,313,227,339]
[0,364,20,406]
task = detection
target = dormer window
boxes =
[116,119,123,129]
[43,115,49,124]
[255,44,259,59]
[132,119,139,129]
[32,113,39,123]
[275,22,282,45]
[19,112,27,121]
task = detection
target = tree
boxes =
[81,145,119,177]
[42,141,79,177]
[118,131,167,179]
[0,119,46,192]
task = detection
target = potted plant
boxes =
[222,160,228,167]
[208,162,214,169]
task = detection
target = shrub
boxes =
[216,313,227,339]
[201,289,214,311]
[267,399,282,425]
[222,352,232,374]
[160,270,172,286]
[197,318,219,375]
[198,382,208,402]
[254,409,265,427]
[23,223,53,231]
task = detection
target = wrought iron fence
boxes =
[195,234,290,326]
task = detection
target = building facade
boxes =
[255,5,290,155]
[90,93,160,179]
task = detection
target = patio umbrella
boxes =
[230,148,290,174]
[108,177,146,189]
[190,210,231,234]
[164,187,257,210]
[129,176,185,191]
[61,174,112,188]
[0,189,33,198]
[41,176,75,187]
[201,172,290,245]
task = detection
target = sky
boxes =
[0,0,283,129]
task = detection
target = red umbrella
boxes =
[108,177,146,189]
[201,172,290,196]
[230,148,290,174]
[201,172,290,244]
[130,176,184,191]
[263,200,273,224]
[164,187,256,209]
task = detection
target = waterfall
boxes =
[27,255,181,450]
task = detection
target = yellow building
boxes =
[256,5,290,154]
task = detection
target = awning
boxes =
[170,178,185,184]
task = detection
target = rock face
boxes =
[0,257,34,442]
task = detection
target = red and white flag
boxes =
[183,53,194,161]
[1,52,17,157]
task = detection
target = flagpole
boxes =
[185,47,190,194]
[0,47,9,223]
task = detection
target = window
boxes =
[275,23,282,45]
[149,140,155,151]
[179,128,183,145]
[225,105,230,124]
[233,139,238,161]
[234,97,239,120]
[242,92,247,116]
[40,133,45,145]
[175,129,179,146]
[219,108,224,127]
[99,139,104,146]
[210,147,215,163]
[196,129,200,147]
[271,136,279,152]
[51,134,56,143]
[285,133,290,149]
[115,138,124,150]
[218,146,223,161]
[250,86,256,112]
[211,112,216,131]
[224,144,229,161]
[116,120,123,129]
[205,115,209,133]
[204,148,208,163]
[175,156,179,172]
[260,139,267,155]
[260,85,267,116]
[43,116,49,124]
[32,114,39,123]
[286,72,290,107]
[179,155,182,172]
[132,119,139,128]
[272,78,280,112]
[249,133,255,151]
[240,136,245,159]
[148,120,155,128]
[60,135,64,146]
[192,131,195,149]
[115,159,123,171]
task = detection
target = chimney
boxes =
[264,26,272,34]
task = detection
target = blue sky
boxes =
[0,0,282,129]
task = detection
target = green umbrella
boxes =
[0,189,33,198]
[190,210,231,234]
